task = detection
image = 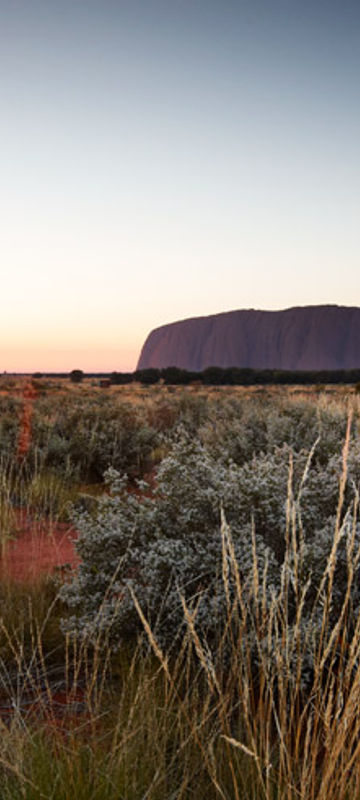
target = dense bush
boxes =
[28,395,160,482]
[199,396,352,466]
[62,405,360,687]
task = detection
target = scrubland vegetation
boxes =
[1,378,360,798]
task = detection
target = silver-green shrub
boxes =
[30,395,160,482]
[61,410,360,677]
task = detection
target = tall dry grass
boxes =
[1,391,360,798]
[128,412,360,799]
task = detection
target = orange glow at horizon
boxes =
[0,0,359,373]
[0,345,139,374]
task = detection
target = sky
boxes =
[1,0,359,372]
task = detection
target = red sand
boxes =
[0,511,80,582]
[0,512,86,727]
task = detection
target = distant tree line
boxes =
[108,366,360,387]
[25,367,360,387]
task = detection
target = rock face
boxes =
[137,305,360,372]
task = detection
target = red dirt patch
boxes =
[0,511,80,583]
[0,685,92,738]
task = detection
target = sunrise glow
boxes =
[1,0,359,371]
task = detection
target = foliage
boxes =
[2,387,360,798]
[62,410,360,682]
[69,370,84,384]
[109,371,134,385]
[27,395,160,483]
[134,368,161,385]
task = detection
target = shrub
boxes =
[69,369,84,383]
[28,395,160,482]
[61,421,360,688]
[199,396,352,467]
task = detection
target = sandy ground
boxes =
[0,511,80,582]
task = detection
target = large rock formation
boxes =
[137,305,360,372]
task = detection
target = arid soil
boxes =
[0,512,80,582]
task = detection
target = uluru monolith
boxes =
[137,305,360,372]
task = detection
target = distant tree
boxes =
[134,369,160,385]
[161,366,192,385]
[69,369,84,384]
[109,372,134,385]
[201,366,228,385]
[229,367,254,385]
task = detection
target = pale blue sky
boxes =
[1,0,359,370]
